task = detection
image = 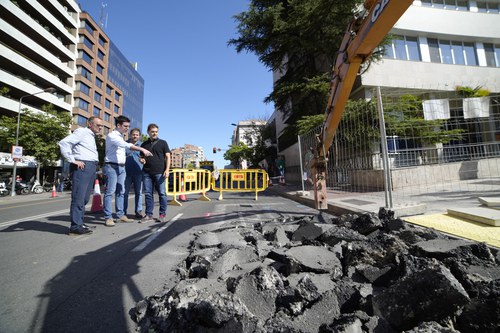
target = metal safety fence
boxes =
[298,88,500,209]
[212,169,268,201]
[167,168,211,206]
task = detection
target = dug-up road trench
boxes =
[131,209,499,333]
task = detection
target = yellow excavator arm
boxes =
[313,0,414,209]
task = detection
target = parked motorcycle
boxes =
[14,180,29,195]
[0,180,10,196]
[43,181,54,192]
[29,179,44,194]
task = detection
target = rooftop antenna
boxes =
[99,2,108,29]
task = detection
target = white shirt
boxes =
[104,129,133,165]
[59,127,98,163]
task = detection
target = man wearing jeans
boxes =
[124,128,144,218]
[139,123,171,223]
[58,116,102,235]
[103,116,152,227]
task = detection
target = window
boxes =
[79,50,92,65]
[421,0,468,10]
[105,99,111,109]
[98,35,106,47]
[97,50,105,61]
[114,105,120,113]
[79,35,93,50]
[77,66,92,81]
[106,85,112,95]
[104,113,110,122]
[384,36,421,61]
[477,1,500,13]
[95,77,103,89]
[463,42,477,66]
[93,106,101,117]
[77,82,90,95]
[77,115,88,126]
[114,92,121,101]
[96,63,104,74]
[484,43,500,67]
[428,38,441,63]
[76,98,89,111]
[82,20,94,36]
[428,38,478,66]
[94,91,102,103]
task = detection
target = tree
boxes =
[224,142,253,168]
[383,94,464,146]
[0,104,73,179]
[229,0,383,148]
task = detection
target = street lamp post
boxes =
[10,87,56,196]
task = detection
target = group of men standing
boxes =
[58,116,171,235]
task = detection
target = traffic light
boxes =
[213,147,217,154]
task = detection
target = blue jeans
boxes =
[143,172,167,216]
[103,164,126,219]
[124,171,143,214]
[69,161,97,230]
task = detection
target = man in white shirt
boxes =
[59,116,102,235]
[103,116,152,227]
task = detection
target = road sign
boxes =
[12,146,23,159]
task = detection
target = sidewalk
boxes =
[267,180,498,217]
[267,182,500,248]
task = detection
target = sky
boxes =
[79,0,274,169]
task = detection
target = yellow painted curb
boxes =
[405,214,500,248]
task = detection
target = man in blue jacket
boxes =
[124,128,144,218]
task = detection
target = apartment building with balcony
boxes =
[0,0,78,118]
[0,1,145,178]
[170,144,205,169]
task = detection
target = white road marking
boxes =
[0,209,69,229]
[132,213,183,252]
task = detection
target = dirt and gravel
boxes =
[132,209,500,333]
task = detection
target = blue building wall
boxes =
[108,42,145,131]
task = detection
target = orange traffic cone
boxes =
[90,179,103,213]
[51,185,57,198]
[179,177,187,201]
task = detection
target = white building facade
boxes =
[357,0,500,95]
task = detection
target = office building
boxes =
[75,12,123,134]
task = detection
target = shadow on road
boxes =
[16,190,309,332]
[0,220,69,235]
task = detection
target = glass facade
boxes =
[107,41,145,130]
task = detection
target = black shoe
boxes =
[69,228,93,235]
[135,211,145,218]
[82,224,96,229]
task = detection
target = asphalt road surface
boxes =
[0,189,320,333]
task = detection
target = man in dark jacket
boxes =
[124,128,144,218]
[139,123,171,223]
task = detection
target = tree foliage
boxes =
[0,104,72,166]
[384,94,464,145]
[224,121,272,168]
[229,0,376,136]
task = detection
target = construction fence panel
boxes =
[167,168,211,206]
[298,89,500,209]
[212,169,268,201]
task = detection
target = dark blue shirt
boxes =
[125,140,143,174]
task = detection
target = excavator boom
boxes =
[313,0,413,209]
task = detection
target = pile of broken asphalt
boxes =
[132,209,500,333]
